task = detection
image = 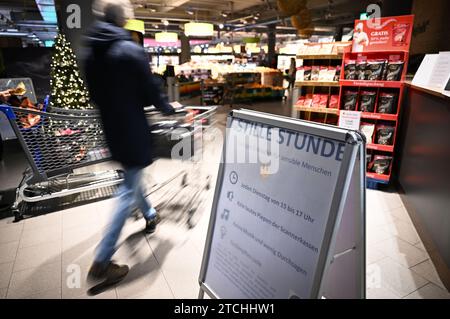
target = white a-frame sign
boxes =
[199,109,366,299]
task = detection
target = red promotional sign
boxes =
[352,15,414,53]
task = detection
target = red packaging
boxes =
[329,95,339,109]
[393,23,410,47]
[319,94,328,108]
[312,94,321,107]
[296,96,305,107]
[303,94,313,107]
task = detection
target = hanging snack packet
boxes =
[359,90,377,112]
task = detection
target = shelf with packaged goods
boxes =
[366,144,394,152]
[360,112,398,121]
[296,54,343,60]
[340,79,403,88]
[294,106,339,115]
[367,172,390,183]
[295,81,340,87]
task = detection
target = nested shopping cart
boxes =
[0,103,124,221]
[0,102,217,223]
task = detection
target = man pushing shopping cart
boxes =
[83,0,177,288]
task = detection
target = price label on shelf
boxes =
[338,110,361,130]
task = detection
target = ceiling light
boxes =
[186,8,194,15]
[162,19,169,26]
[219,23,224,29]
[221,12,228,18]
[153,24,159,29]
[184,22,214,37]
[155,32,178,43]
[254,15,259,20]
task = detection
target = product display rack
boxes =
[291,53,343,125]
[339,50,409,185]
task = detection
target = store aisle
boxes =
[0,103,448,299]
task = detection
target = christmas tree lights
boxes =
[50,33,91,109]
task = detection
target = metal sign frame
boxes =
[198,109,366,299]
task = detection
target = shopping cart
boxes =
[143,105,218,228]
[0,102,124,221]
[0,102,217,223]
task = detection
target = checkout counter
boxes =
[397,82,450,290]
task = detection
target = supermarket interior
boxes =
[0,0,449,302]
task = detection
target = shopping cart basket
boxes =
[0,104,124,222]
[144,105,218,228]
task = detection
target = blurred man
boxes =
[82,0,175,285]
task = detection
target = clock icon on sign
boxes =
[229,171,238,185]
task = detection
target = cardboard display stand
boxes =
[198,109,366,299]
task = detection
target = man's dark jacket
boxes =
[82,21,174,168]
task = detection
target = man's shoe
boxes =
[87,261,129,283]
[145,214,160,234]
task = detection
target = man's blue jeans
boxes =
[95,167,156,265]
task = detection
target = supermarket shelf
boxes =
[295,81,340,87]
[296,54,343,60]
[294,106,339,115]
[367,172,390,183]
[366,144,394,152]
[360,112,398,121]
[340,80,403,88]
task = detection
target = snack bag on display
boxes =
[312,94,321,107]
[359,90,377,112]
[303,94,313,107]
[311,66,320,81]
[318,66,328,81]
[319,94,328,108]
[329,95,339,109]
[296,96,305,107]
[365,59,386,81]
[385,61,404,81]
[372,155,392,175]
[325,67,336,82]
[343,90,358,110]
[378,92,397,114]
[344,60,356,80]
[359,122,375,144]
[376,125,395,145]
[356,60,367,80]
[303,66,312,81]
[295,67,305,82]
[334,66,341,82]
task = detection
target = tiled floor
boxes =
[0,102,449,299]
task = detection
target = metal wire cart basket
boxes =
[0,103,217,223]
[0,104,124,221]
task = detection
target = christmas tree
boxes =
[50,33,91,109]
